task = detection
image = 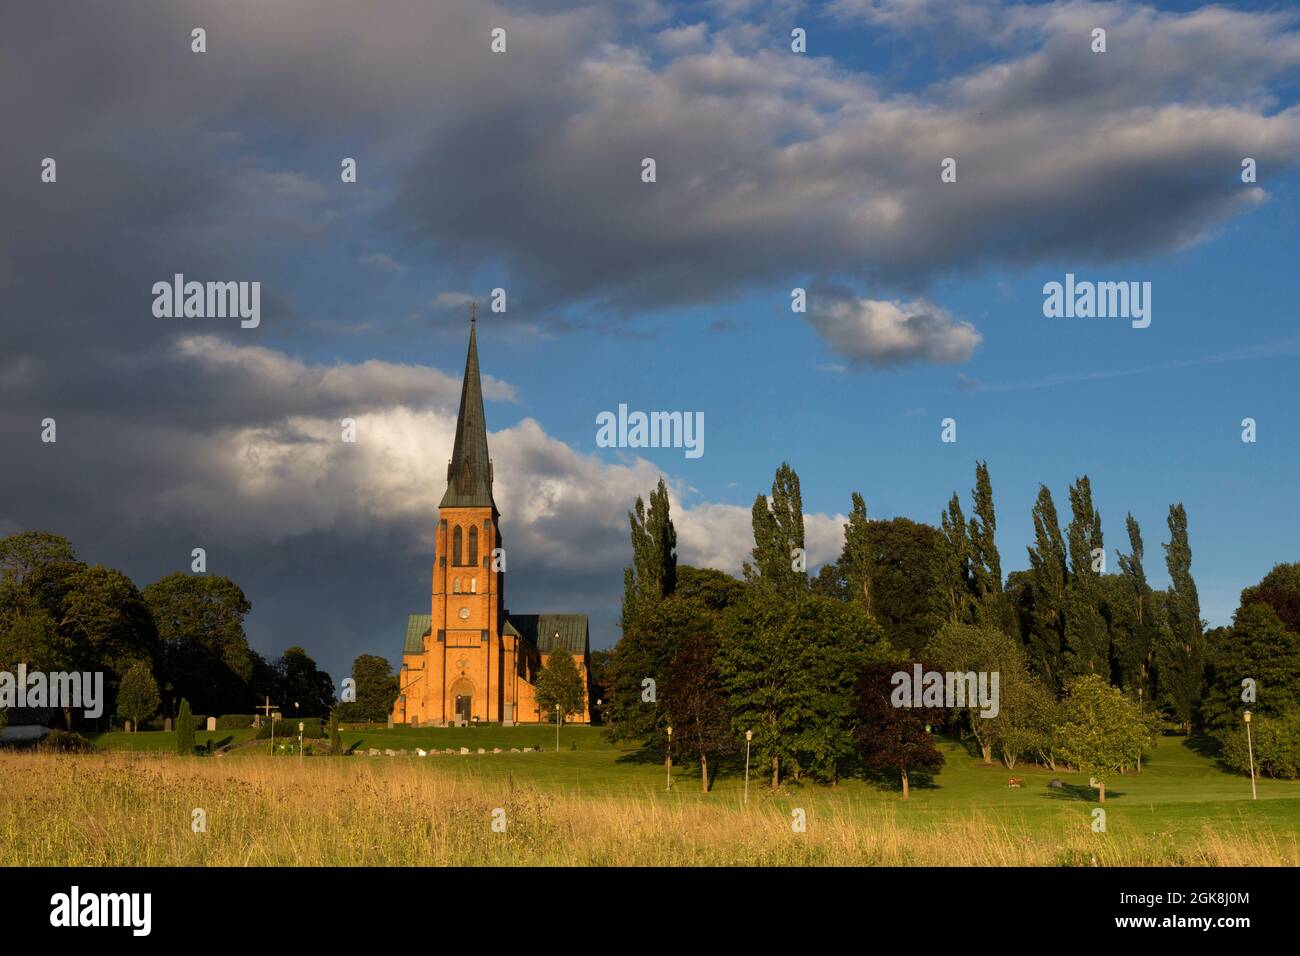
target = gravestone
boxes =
[476,748,485,754]
[459,747,469,755]
[207,717,217,732]
[124,720,132,734]
[387,715,394,729]
[163,718,172,732]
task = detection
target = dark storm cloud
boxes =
[3,0,1300,675]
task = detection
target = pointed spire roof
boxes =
[440,307,496,509]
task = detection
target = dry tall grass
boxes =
[1,753,1294,866]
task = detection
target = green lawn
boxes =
[84,725,1300,849]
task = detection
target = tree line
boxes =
[0,532,398,730]
[603,465,1300,792]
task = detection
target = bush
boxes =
[256,717,325,739]
[1219,710,1300,779]
[216,714,254,730]
[37,730,96,754]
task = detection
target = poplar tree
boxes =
[1025,485,1068,689]
[1114,514,1155,698]
[621,477,677,625]
[841,492,873,614]
[1064,475,1108,679]
[744,463,806,597]
[967,461,1008,632]
[1156,503,1205,734]
[939,494,975,624]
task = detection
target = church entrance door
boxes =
[455,694,471,724]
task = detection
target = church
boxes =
[391,312,591,726]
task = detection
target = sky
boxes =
[2,0,1299,681]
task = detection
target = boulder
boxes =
[1048,779,1065,789]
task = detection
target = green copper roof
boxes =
[404,614,432,655]
[506,613,589,656]
[440,316,497,509]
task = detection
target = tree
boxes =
[744,463,807,597]
[343,654,399,723]
[0,532,84,620]
[0,578,72,673]
[1202,602,1300,732]
[841,492,874,612]
[673,566,745,611]
[717,592,888,787]
[927,622,1040,766]
[864,518,946,656]
[605,594,714,744]
[968,461,1005,627]
[1113,514,1156,699]
[587,649,612,723]
[1063,475,1108,680]
[175,698,195,755]
[1239,562,1300,637]
[938,493,975,624]
[1155,504,1205,734]
[60,565,159,727]
[117,660,160,732]
[276,646,335,717]
[535,651,586,723]
[853,662,944,799]
[143,573,253,717]
[1025,485,1068,689]
[622,477,677,624]
[328,710,343,755]
[662,632,732,792]
[1054,675,1153,802]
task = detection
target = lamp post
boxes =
[298,721,305,763]
[744,730,753,805]
[1244,710,1257,800]
[666,726,673,791]
[555,703,560,752]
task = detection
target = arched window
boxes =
[452,526,463,565]
[471,577,477,594]
[468,525,479,567]
[453,577,461,594]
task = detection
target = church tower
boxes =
[393,308,590,727]
[427,308,505,725]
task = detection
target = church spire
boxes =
[440,308,496,509]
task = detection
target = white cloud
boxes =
[809,295,982,367]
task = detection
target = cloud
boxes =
[808,291,982,367]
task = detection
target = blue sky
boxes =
[3,0,1299,677]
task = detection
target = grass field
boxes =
[2,727,1295,865]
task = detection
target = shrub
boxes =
[1219,710,1300,779]
[176,699,196,755]
[37,731,96,754]
[256,717,325,740]
[216,714,254,730]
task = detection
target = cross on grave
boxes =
[254,695,278,728]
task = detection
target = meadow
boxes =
[1,727,1296,866]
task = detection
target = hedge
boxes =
[216,714,255,730]
[256,717,325,739]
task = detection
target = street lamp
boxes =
[555,703,560,752]
[666,726,673,791]
[298,721,305,763]
[1244,710,1257,800]
[744,730,753,805]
